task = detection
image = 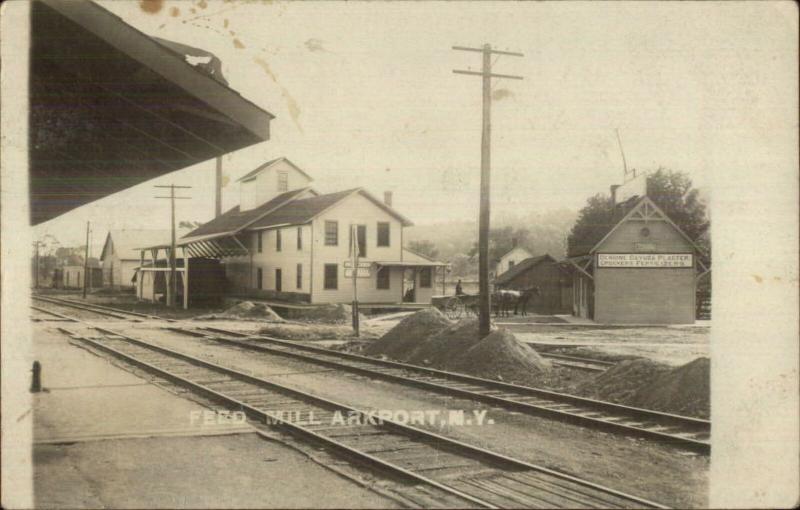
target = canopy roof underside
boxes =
[30,0,274,225]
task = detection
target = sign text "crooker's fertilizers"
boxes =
[597,253,694,268]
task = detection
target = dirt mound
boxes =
[578,358,669,403]
[635,357,710,418]
[406,317,487,366]
[294,304,366,324]
[196,301,284,321]
[578,357,709,418]
[449,329,551,380]
[365,308,452,359]
[366,311,552,385]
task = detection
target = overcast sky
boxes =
[33,0,795,250]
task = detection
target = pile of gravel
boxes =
[365,308,451,359]
[295,304,366,324]
[448,329,551,379]
[367,310,551,383]
[578,357,710,418]
[195,301,284,322]
[635,357,710,418]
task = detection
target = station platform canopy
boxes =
[30,0,274,225]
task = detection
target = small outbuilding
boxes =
[494,254,572,314]
[562,195,708,324]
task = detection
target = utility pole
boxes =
[215,157,223,218]
[32,241,41,289]
[82,221,90,298]
[350,224,360,337]
[155,184,192,307]
[453,44,523,338]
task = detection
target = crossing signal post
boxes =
[453,44,523,338]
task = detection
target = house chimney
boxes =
[383,191,393,207]
[610,184,620,206]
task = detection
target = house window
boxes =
[377,267,390,289]
[257,268,263,290]
[275,268,282,292]
[297,227,302,250]
[349,224,367,258]
[257,232,263,253]
[276,229,282,252]
[324,264,338,290]
[377,222,390,247]
[296,263,303,289]
[325,221,338,246]
[420,267,432,288]
[277,171,289,192]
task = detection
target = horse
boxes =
[492,289,521,317]
[492,287,542,317]
[513,286,541,316]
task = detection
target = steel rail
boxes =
[32,295,172,321]
[30,305,80,322]
[191,326,709,454]
[63,324,667,509]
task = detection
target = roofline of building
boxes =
[494,254,556,283]
[41,0,275,138]
[588,195,703,255]
[237,157,314,183]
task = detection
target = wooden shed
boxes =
[494,254,572,314]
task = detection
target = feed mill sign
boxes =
[597,253,694,268]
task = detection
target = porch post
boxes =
[165,247,172,306]
[183,248,189,309]
[138,249,144,300]
[151,248,158,302]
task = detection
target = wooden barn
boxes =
[494,254,572,314]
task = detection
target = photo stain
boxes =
[224,19,229,28]
[139,0,164,14]
[254,57,303,132]
[169,6,180,17]
[752,274,763,283]
[197,0,208,9]
[492,89,514,101]
[233,39,245,49]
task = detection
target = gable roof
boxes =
[495,254,556,285]
[403,248,442,264]
[567,196,641,258]
[101,229,188,261]
[248,189,358,229]
[237,157,314,183]
[247,188,414,230]
[590,195,702,254]
[182,187,312,239]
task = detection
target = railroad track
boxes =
[170,325,710,454]
[61,325,667,509]
[537,353,615,372]
[32,295,172,322]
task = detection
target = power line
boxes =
[452,43,524,338]
[154,184,192,307]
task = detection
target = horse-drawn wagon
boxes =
[431,287,540,320]
[431,293,480,319]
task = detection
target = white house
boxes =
[494,245,533,279]
[100,229,189,289]
[164,158,446,306]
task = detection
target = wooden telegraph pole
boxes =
[155,184,192,307]
[32,241,41,289]
[82,221,90,298]
[453,44,523,338]
[350,224,360,337]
